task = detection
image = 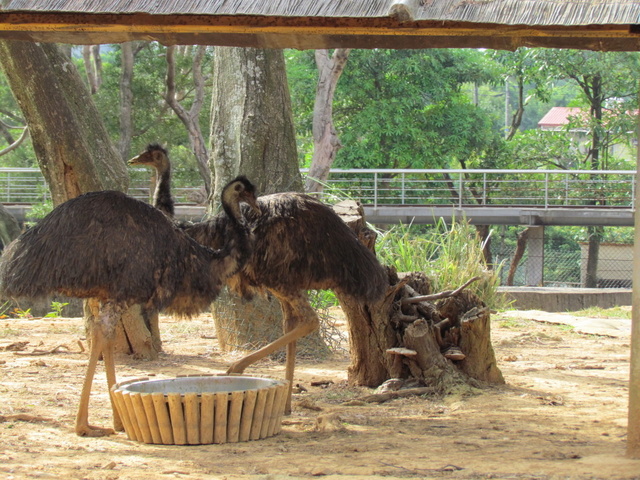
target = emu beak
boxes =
[127,155,140,166]
[244,195,261,215]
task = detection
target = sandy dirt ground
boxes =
[1,308,638,480]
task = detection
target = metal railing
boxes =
[311,168,637,210]
[1,167,636,210]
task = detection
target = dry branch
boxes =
[401,276,481,306]
[14,344,71,356]
[356,387,437,404]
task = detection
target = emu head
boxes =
[128,144,169,172]
[222,176,261,221]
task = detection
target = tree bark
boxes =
[210,47,302,208]
[165,45,212,193]
[0,41,158,359]
[208,47,321,356]
[0,202,20,249]
[335,203,504,391]
[585,225,603,288]
[305,49,351,194]
[506,227,531,286]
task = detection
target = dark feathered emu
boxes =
[0,178,258,437]
[128,143,174,217]
[185,188,389,413]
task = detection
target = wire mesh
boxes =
[493,240,632,288]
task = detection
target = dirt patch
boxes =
[0,310,638,479]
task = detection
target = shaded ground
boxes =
[1,308,638,479]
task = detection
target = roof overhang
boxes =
[0,11,639,50]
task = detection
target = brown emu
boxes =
[130,145,387,411]
[185,189,389,412]
[0,178,258,437]
[128,143,175,217]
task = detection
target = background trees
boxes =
[1,45,639,290]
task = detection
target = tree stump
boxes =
[334,200,504,392]
[85,300,162,360]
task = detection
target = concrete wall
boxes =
[499,286,632,312]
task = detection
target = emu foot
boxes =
[76,423,115,437]
[226,361,247,375]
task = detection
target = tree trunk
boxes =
[305,49,351,194]
[208,47,325,356]
[507,227,531,286]
[585,225,603,288]
[475,225,493,268]
[165,45,211,193]
[210,47,303,206]
[0,40,158,359]
[117,42,135,161]
[0,202,20,249]
[335,203,503,390]
[585,77,604,289]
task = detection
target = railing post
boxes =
[458,172,463,208]
[545,172,549,208]
[483,172,487,205]
[374,172,378,208]
[401,173,405,204]
[632,172,636,209]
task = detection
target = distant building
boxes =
[538,107,585,131]
[538,106,635,162]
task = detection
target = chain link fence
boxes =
[493,240,632,288]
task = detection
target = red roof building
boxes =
[537,107,584,130]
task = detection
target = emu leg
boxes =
[226,292,319,414]
[75,301,122,437]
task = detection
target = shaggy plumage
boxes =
[185,189,388,412]
[0,178,257,437]
[130,144,386,412]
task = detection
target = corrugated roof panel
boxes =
[415,1,640,26]
[2,0,394,17]
[3,0,640,26]
[538,107,583,127]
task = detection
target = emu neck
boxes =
[154,167,175,217]
[221,198,243,226]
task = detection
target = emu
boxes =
[130,144,388,412]
[0,178,258,436]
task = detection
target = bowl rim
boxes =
[112,374,288,396]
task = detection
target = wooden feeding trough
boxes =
[111,375,289,445]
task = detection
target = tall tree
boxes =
[305,48,351,193]
[331,49,496,170]
[164,45,212,193]
[208,47,310,355]
[0,41,127,203]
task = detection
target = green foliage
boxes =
[0,300,11,319]
[376,219,508,310]
[11,307,32,319]
[44,301,69,318]
[286,48,503,170]
[24,199,53,224]
[573,306,631,319]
